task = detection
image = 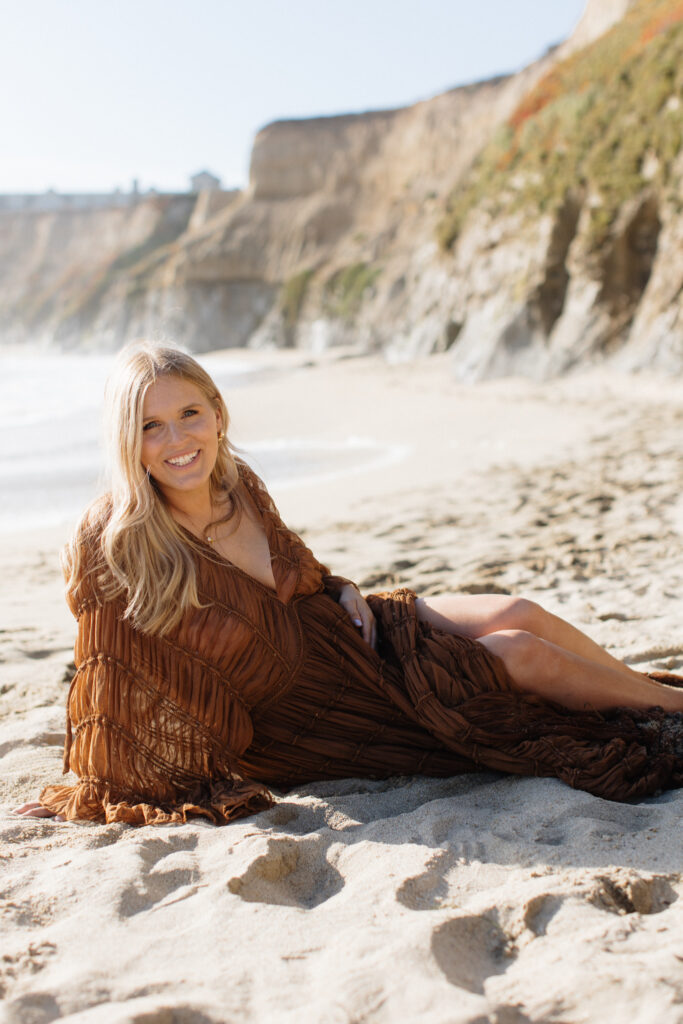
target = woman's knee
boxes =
[458,594,545,635]
[477,628,547,680]
[501,597,545,633]
[415,593,545,640]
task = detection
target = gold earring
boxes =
[217,431,225,442]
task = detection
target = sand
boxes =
[1,353,682,1024]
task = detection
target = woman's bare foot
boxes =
[13,801,65,822]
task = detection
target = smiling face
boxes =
[140,375,222,505]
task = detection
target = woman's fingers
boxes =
[355,602,376,648]
[364,612,376,648]
[348,603,373,645]
[338,586,377,649]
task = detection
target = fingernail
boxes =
[353,617,362,626]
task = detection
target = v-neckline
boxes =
[188,466,281,599]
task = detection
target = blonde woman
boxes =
[16,344,683,825]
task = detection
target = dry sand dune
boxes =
[1,355,682,1023]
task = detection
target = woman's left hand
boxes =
[338,584,377,649]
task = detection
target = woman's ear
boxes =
[215,407,223,434]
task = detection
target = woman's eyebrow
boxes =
[142,402,201,422]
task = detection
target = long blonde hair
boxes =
[63,342,242,636]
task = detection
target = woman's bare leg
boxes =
[415,594,645,682]
[476,629,683,713]
[414,593,683,711]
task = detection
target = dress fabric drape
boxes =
[40,462,683,825]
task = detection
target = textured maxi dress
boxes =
[41,463,683,825]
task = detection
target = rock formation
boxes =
[0,0,680,377]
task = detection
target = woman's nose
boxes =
[166,422,185,442]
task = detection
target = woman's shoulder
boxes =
[62,495,114,612]
[72,494,113,554]
[235,459,277,515]
[235,457,259,488]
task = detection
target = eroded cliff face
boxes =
[0,195,197,349]
[1,0,680,377]
[562,0,638,56]
[437,0,682,377]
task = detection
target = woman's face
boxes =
[140,375,222,505]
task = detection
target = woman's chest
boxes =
[211,507,276,592]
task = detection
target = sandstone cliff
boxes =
[1,0,680,377]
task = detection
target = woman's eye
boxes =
[142,421,160,432]
[182,408,198,419]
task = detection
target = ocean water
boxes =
[0,351,407,532]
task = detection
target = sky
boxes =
[0,0,587,195]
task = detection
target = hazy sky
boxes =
[1,0,586,194]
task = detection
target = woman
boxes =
[16,343,683,825]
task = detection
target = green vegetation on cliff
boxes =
[323,262,381,320]
[277,262,381,332]
[438,0,683,250]
[279,269,314,328]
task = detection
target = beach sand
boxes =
[1,353,682,1023]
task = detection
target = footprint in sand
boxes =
[4,994,216,1024]
[121,1001,217,1023]
[256,799,342,834]
[587,869,679,916]
[23,648,63,661]
[486,1005,536,1024]
[396,841,489,910]
[0,940,57,998]
[431,912,516,993]
[518,869,678,940]
[395,850,456,910]
[117,834,200,918]
[260,803,299,829]
[520,892,564,937]
[0,991,60,1024]
[226,834,343,908]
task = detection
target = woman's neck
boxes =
[161,459,240,534]
[165,488,215,531]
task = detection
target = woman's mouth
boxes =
[165,450,200,468]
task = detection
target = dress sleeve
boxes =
[41,526,272,826]
[39,603,273,825]
[236,460,361,601]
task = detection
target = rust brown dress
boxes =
[41,463,683,825]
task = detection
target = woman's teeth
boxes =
[166,451,199,467]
